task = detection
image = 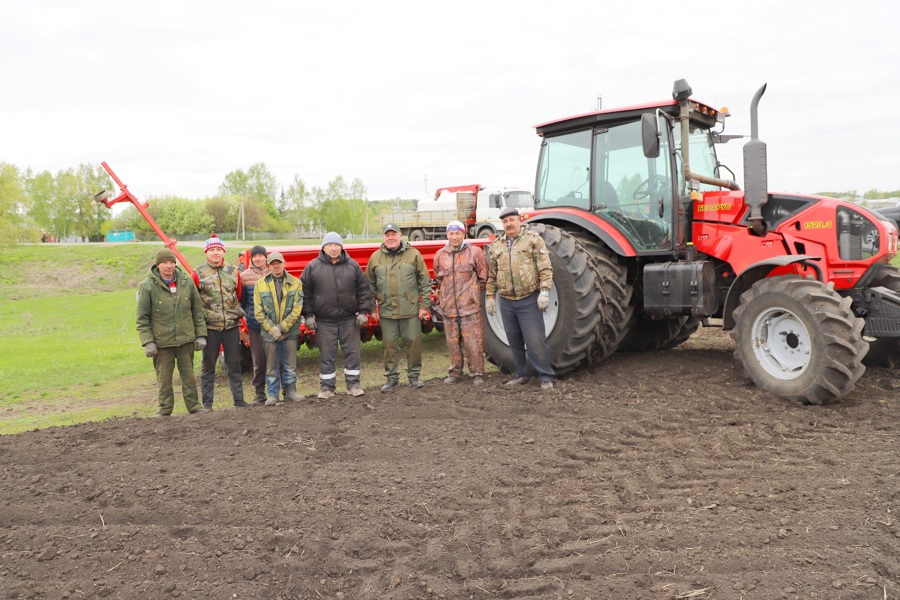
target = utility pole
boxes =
[595,95,603,111]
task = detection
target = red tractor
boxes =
[482,79,900,404]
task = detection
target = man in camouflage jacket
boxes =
[434,220,488,385]
[486,208,556,389]
[136,248,209,416]
[367,223,432,392]
[191,234,247,408]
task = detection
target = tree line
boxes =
[0,161,416,244]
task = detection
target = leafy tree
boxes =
[218,163,279,220]
[0,162,38,244]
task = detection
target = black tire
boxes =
[731,276,868,405]
[477,227,494,239]
[483,224,626,375]
[661,316,701,350]
[409,229,426,242]
[618,316,689,352]
[862,265,900,368]
[568,230,633,361]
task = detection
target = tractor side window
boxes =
[593,119,674,251]
[536,130,592,210]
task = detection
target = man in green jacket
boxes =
[136,248,210,417]
[254,252,305,406]
[367,223,432,392]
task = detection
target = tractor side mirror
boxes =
[641,113,660,158]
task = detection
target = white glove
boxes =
[486,296,496,316]
[144,342,158,358]
[270,325,283,339]
[356,313,368,327]
[537,291,550,311]
[304,316,316,331]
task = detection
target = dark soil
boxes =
[2,326,899,599]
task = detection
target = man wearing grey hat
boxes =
[486,207,556,390]
[136,247,209,416]
[254,252,305,405]
[300,232,371,399]
[367,223,432,392]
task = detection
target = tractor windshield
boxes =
[677,122,720,192]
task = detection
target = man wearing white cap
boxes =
[433,220,488,385]
[300,232,371,399]
[191,234,248,408]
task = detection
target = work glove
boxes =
[193,337,206,352]
[356,313,368,327]
[270,325,283,340]
[537,291,550,312]
[486,296,496,316]
[144,342,158,358]
[304,316,316,331]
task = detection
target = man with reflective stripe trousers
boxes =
[300,232,371,399]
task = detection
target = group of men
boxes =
[135,207,555,417]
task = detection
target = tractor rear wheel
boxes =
[862,265,900,368]
[482,224,628,375]
[731,275,868,405]
[618,316,689,352]
[661,316,701,350]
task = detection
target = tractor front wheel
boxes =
[731,275,868,405]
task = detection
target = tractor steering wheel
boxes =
[633,175,671,200]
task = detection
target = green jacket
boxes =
[486,227,554,300]
[136,265,207,349]
[254,272,304,342]
[366,241,431,319]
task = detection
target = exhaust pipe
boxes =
[743,84,768,235]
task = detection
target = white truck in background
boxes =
[381,184,534,240]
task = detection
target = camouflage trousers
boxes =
[443,312,484,377]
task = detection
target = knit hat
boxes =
[204,234,225,253]
[499,207,519,219]
[322,231,344,247]
[446,220,466,233]
[155,248,177,266]
[249,244,267,258]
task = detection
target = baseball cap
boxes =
[383,223,401,234]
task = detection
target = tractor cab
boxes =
[534,95,726,254]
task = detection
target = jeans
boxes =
[499,292,555,383]
[264,337,298,398]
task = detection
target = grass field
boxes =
[1,241,897,435]
[0,242,458,435]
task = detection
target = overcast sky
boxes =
[1,0,897,204]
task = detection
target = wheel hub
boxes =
[486,285,560,345]
[750,307,812,380]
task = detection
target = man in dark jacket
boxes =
[136,248,210,417]
[240,245,270,404]
[300,232,371,399]
[367,223,432,392]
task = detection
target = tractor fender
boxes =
[524,211,636,257]
[722,255,822,330]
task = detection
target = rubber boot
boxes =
[284,383,304,402]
